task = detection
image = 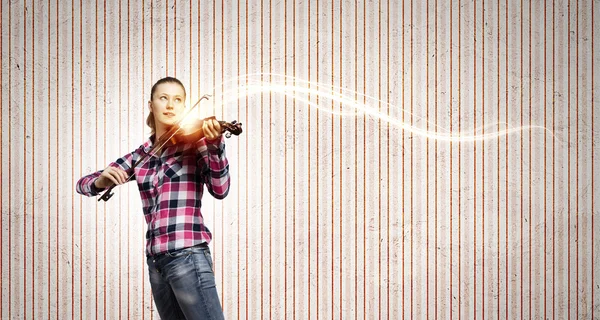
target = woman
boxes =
[76,76,229,320]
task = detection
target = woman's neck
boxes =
[155,129,165,142]
[154,122,169,142]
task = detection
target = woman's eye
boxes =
[175,98,182,103]
[160,96,167,100]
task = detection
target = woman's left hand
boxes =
[202,117,222,141]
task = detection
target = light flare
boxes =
[188,73,552,143]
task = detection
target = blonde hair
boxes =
[146,112,156,134]
[146,77,186,134]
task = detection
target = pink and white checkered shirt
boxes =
[76,135,230,256]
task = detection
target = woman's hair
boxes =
[146,76,187,134]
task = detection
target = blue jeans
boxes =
[147,245,225,320]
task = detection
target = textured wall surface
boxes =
[1,0,599,319]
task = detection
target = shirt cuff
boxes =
[205,136,225,154]
[90,179,106,195]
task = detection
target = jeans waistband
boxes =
[149,242,209,259]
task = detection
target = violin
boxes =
[161,116,243,146]
[98,116,243,202]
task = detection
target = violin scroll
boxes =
[221,120,243,138]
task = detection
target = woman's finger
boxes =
[103,171,120,185]
[204,121,215,140]
[105,167,126,185]
[211,119,221,135]
[118,169,128,184]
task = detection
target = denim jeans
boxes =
[147,245,225,320]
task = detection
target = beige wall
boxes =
[1,0,599,318]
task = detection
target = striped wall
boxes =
[1,0,599,319]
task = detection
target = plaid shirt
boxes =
[76,136,230,256]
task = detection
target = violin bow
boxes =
[98,94,212,202]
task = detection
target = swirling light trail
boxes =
[189,73,552,143]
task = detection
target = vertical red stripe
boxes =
[126,0,131,317]
[245,1,249,318]
[410,0,414,316]
[23,2,28,318]
[481,0,486,316]
[434,0,439,317]
[292,3,297,318]
[496,0,508,319]
[575,0,582,315]
[6,1,12,318]
[94,0,99,316]
[221,4,226,300]
[283,1,288,317]
[386,1,391,318]
[79,0,83,316]
[354,1,358,317]
[316,0,320,318]
[258,1,264,317]
[165,0,168,76]
[149,1,154,317]
[505,0,510,316]
[401,0,406,317]
[118,1,123,317]
[46,0,51,317]
[268,1,273,317]
[472,0,478,316]
[449,0,454,317]
[32,0,37,316]
[0,0,3,312]
[362,1,367,317]
[103,0,107,317]
[70,0,76,318]
[377,2,382,319]
[235,2,241,318]
[544,3,549,319]
[0,0,3,315]
[551,0,556,317]
[141,0,146,318]
[56,0,61,316]
[519,0,524,317]
[235,0,241,317]
[307,1,312,317]
[426,0,430,317]
[173,0,176,76]
[353,0,358,316]
[529,0,534,316]
[528,2,533,318]
[497,0,503,317]
[591,0,595,317]
[497,1,502,316]
[331,2,335,318]
[458,0,462,315]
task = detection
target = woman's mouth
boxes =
[163,112,176,117]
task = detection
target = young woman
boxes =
[76,77,229,320]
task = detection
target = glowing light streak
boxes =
[187,73,552,143]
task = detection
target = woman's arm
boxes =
[76,151,137,197]
[197,136,230,199]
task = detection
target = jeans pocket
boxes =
[203,249,214,273]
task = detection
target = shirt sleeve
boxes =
[196,136,230,199]
[75,150,138,197]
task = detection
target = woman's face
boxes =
[148,82,186,128]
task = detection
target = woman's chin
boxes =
[159,117,179,126]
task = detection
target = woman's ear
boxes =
[148,101,153,112]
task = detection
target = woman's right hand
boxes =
[94,166,129,189]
